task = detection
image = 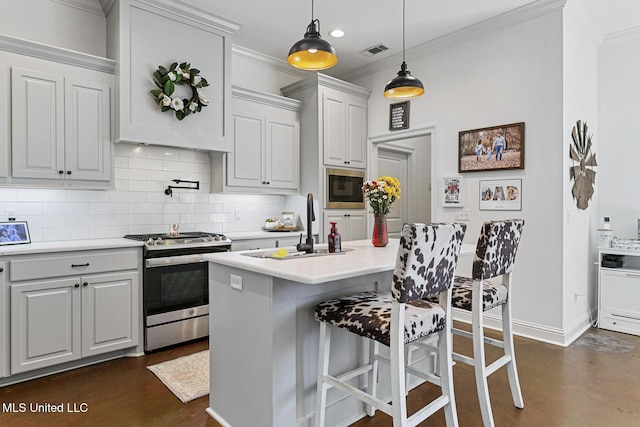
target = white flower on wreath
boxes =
[189,101,198,112]
[171,98,184,111]
[193,75,202,85]
[160,95,171,107]
[168,72,176,82]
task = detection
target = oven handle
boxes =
[146,254,207,268]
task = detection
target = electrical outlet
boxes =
[5,209,17,221]
[230,274,243,291]
[234,208,240,220]
[454,210,470,221]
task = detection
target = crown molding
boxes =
[0,34,116,74]
[98,0,115,15]
[341,0,567,82]
[232,85,301,111]
[133,0,240,35]
[50,0,105,16]
[281,72,372,99]
[601,25,640,47]
[231,45,308,79]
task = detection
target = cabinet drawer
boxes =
[9,249,139,282]
[599,311,640,336]
[599,269,640,319]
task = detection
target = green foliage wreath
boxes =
[150,61,209,120]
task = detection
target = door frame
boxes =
[367,125,438,229]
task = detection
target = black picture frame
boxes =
[0,221,31,245]
[458,122,525,173]
[389,101,410,131]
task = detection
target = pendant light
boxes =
[287,0,338,71]
[384,0,424,99]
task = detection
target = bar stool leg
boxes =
[315,322,331,427]
[473,286,495,427]
[502,299,524,408]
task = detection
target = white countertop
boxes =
[204,240,475,285]
[0,238,143,256]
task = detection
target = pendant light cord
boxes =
[402,0,406,63]
[311,0,315,21]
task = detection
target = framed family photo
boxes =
[442,176,464,207]
[458,122,525,173]
[479,179,522,211]
[0,221,31,245]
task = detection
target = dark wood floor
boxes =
[1,325,639,426]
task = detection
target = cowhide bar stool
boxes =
[314,222,466,427]
[449,219,525,427]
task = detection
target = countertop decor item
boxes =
[362,176,401,247]
[151,61,209,120]
[569,120,597,210]
[0,221,30,245]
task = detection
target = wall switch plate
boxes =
[230,274,243,291]
[454,210,470,221]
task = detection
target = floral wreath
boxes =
[150,61,209,121]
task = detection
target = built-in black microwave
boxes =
[326,168,365,209]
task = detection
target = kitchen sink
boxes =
[241,247,354,260]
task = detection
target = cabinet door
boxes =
[346,211,367,241]
[82,272,138,357]
[65,78,111,181]
[11,278,81,374]
[0,65,8,179]
[0,262,7,378]
[11,67,65,179]
[227,112,265,188]
[322,91,346,166]
[266,119,299,189]
[346,99,367,169]
[600,269,640,320]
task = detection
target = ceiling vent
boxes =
[360,43,390,57]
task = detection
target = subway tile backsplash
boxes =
[0,144,286,242]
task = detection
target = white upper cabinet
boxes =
[211,87,301,194]
[0,65,8,180]
[322,87,367,169]
[106,0,238,152]
[11,68,111,182]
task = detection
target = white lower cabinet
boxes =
[598,249,640,336]
[9,249,140,374]
[323,210,367,242]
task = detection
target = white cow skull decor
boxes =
[569,120,597,210]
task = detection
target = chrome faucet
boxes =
[296,193,315,254]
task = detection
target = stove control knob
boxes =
[214,235,221,241]
[146,238,154,245]
[156,237,163,245]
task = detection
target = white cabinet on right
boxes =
[598,248,640,336]
[322,86,367,168]
[323,210,367,242]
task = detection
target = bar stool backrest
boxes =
[392,222,467,303]
[471,219,525,281]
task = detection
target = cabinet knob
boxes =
[83,282,88,287]
[59,170,64,174]
[266,181,270,185]
[0,267,3,273]
[74,283,80,288]
[67,170,72,175]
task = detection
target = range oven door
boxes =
[144,254,209,351]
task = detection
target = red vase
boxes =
[372,214,388,247]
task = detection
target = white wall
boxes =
[0,0,107,57]
[598,30,640,239]
[353,11,568,342]
[561,2,600,342]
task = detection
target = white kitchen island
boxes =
[204,239,474,427]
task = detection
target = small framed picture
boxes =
[0,221,31,245]
[479,179,522,211]
[281,212,295,227]
[389,101,410,131]
[442,176,464,207]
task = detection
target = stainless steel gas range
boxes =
[124,232,231,352]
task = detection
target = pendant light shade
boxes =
[384,0,424,99]
[288,0,337,71]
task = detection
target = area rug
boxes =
[148,350,209,403]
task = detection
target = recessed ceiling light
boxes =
[329,29,344,38]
